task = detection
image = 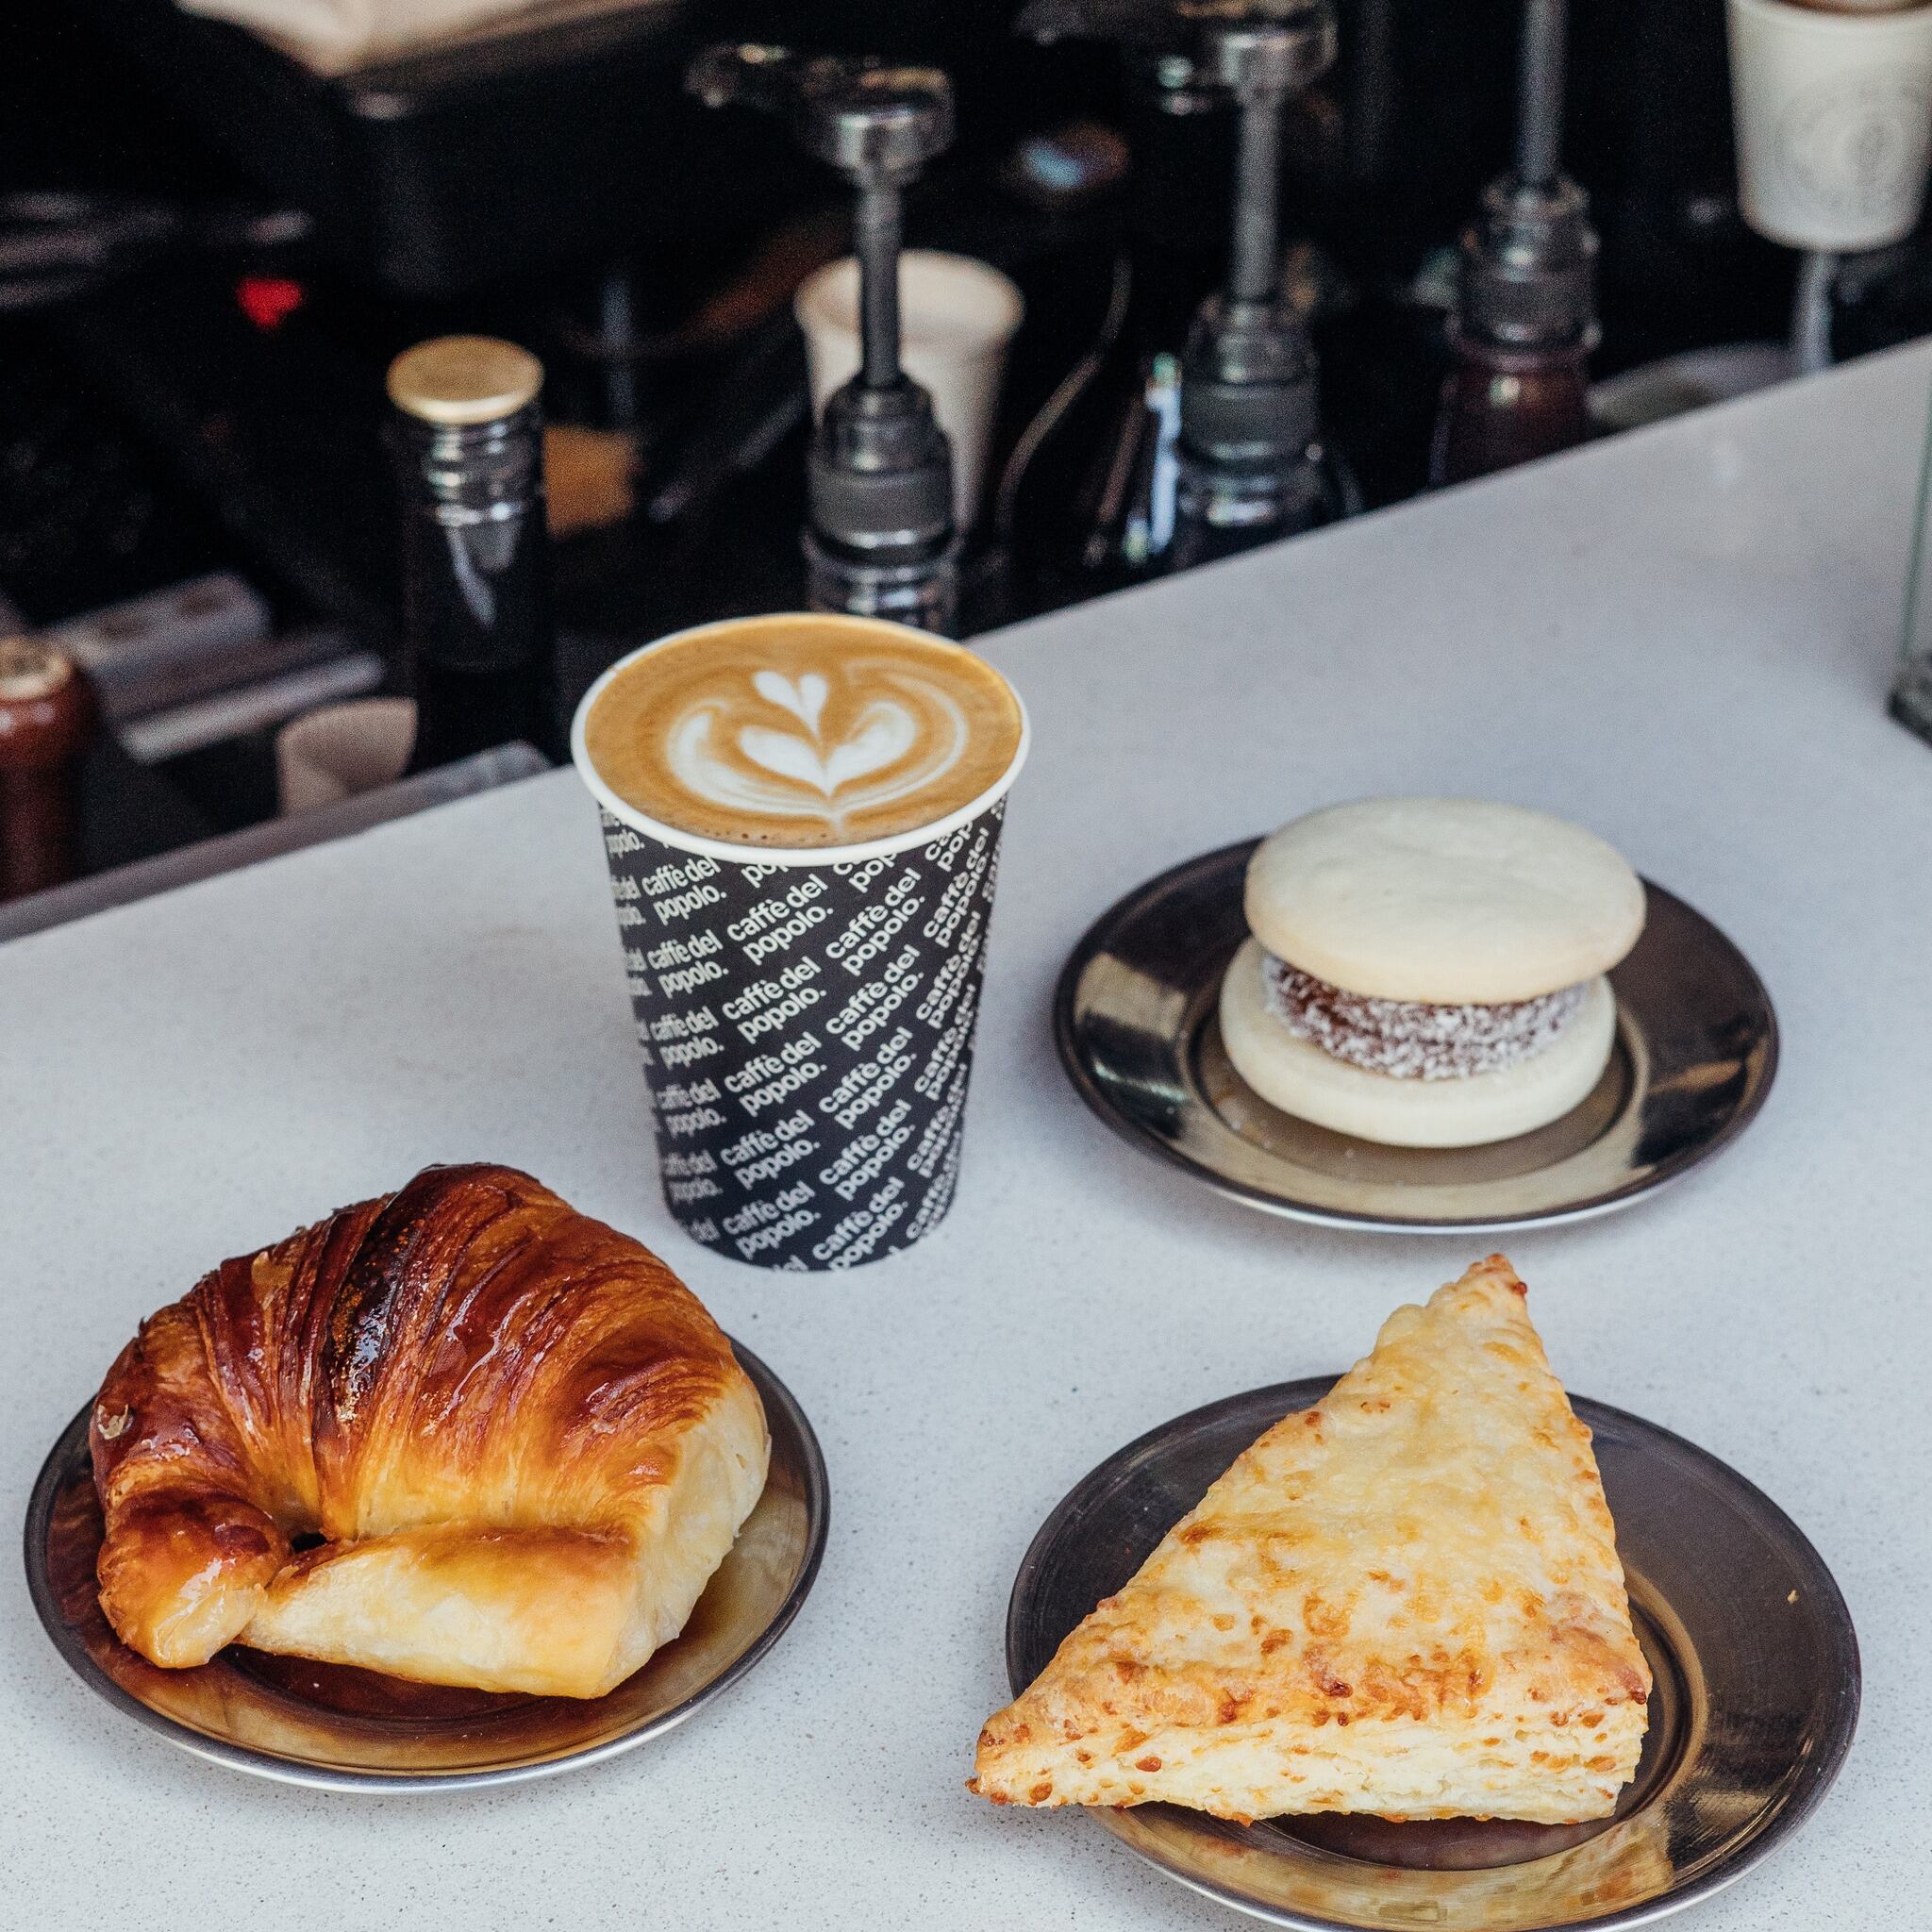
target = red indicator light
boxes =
[237,275,306,332]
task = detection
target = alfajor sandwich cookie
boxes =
[1219,798,1646,1148]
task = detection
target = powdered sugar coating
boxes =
[1262,954,1587,1080]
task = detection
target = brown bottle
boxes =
[1429,175,1597,489]
[1431,335,1593,487]
[0,636,98,902]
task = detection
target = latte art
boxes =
[581,615,1024,850]
[667,671,969,835]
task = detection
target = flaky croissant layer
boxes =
[91,1163,769,1698]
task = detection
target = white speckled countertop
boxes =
[5,343,1929,1931]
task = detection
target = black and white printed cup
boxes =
[571,621,1028,1271]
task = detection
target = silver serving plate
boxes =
[1055,841,1778,1231]
[25,1340,826,1791]
[1006,1379,1858,1932]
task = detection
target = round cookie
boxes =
[1218,937,1618,1147]
[1244,798,1645,1004]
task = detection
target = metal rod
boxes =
[1516,0,1567,189]
[1230,93,1283,306]
[1791,250,1839,375]
[854,181,903,389]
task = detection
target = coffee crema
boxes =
[582,614,1024,848]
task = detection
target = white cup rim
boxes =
[1730,0,1932,30]
[570,613,1030,868]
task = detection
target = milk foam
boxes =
[581,616,1022,850]
[666,678,970,837]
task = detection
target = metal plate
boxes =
[25,1341,826,1791]
[1054,842,1778,1232]
[1007,1380,1858,1932]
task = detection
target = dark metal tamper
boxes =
[1018,0,1340,562]
[688,45,960,633]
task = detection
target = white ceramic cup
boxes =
[275,696,416,814]
[794,251,1024,531]
[1727,0,1932,250]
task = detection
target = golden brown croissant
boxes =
[89,1163,769,1699]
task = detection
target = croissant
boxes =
[89,1163,769,1699]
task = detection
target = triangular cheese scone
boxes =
[973,1257,1650,1824]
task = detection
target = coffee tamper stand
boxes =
[1428,0,1598,487]
[1019,0,1341,572]
[688,45,960,635]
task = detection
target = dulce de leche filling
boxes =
[1261,954,1587,1081]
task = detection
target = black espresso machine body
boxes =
[56,0,1064,301]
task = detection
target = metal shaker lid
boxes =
[386,336,543,425]
[0,634,94,772]
[0,636,75,704]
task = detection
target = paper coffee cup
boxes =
[572,618,1027,1272]
[1728,0,1932,251]
[795,251,1024,532]
[275,696,415,815]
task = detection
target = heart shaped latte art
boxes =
[664,664,970,839]
[751,670,828,736]
[737,702,917,796]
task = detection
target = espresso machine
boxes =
[689,45,963,634]
[0,0,1884,862]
